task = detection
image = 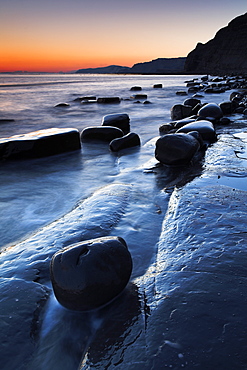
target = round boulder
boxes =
[81,126,124,142]
[198,103,223,120]
[155,133,200,166]
[102,113,130,134]
[109,132,140,151]
[176,120,216,143]
[50,236,133,311]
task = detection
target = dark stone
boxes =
[219,101,235,115]
[159,123,174,135]
[171,104,192,120]
[198,103,223,120]
[174,117,197,129]
[187,131,205,149]
[176,120,217,143]
[143,100,152,104]
[155,133,200,166]
[130,86,142,91]
[97,97,121,104]
[183,98,201,108]
[132,94,148,100]
[81,126,124,142]
[109,132,141,152]
[0,128,81,160]
[50,236,133,311]
[54,103,70,107]
[153,84,162,88]
[0,119,15,123]
[102,113,130,134]
[234,106,245,113]
[191,103,204,115]
[73,96,96,102]
[219,117,231,125]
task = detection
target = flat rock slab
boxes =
[0,128,81,160]
[0,278,49,370]
[84,181,247,369]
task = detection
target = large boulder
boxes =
[0,128,81,160]
[109,132,141,152]
[155,133,200,166]
[198,103,223,120]
[102,113,130,134]
[50,236,133,311]
[81,126,124,142]
[176,120,217,142]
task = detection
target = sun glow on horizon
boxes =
[1,0,246,73]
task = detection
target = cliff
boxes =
[76,58,186,74]
[185,13,247,75]
[76,65,130,74]
[130,58,186,74]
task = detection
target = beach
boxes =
[0,73,246,369]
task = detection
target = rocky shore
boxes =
[0,74,246,369]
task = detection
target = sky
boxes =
[0,0,246,72]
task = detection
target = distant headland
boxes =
[76,12,247,76]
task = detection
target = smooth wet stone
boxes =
[0,128,81,160]
[174,117,197,129]
[50,236,133,311]
[109,132,141,152]
[183,98,201,108]
[170,104,192,120]
[102,113,130,134]
[155,133,200,166]
[159,123,174,135]
[97,97,120,104]
[176,120,217,142]
[153,84,162,88]
[54,103,70,107]
[0,119,15,123]
[130,86,142,91]
[219,101,235,115]
[198,103,223,120]
[132,94,148,100]
[81,126,124,142]
[73,96,96,102]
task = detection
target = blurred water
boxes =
[0,73,206,248]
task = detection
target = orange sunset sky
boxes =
[0,0,246,72]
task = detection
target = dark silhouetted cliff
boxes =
[185,13,247,75]
[130,58,186,74]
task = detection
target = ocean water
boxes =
[0,73,237,249]
[1,74,247,370]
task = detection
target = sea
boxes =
[0,72,240,249]
[0,73,247,370]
